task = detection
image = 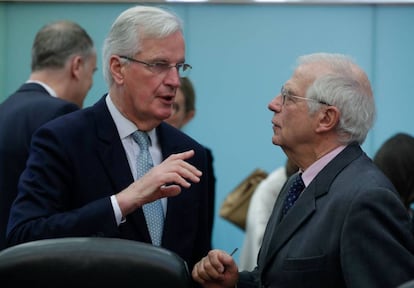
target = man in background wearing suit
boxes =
[0,20,96,250]
[7,5,211,275]
[192,53,414,288]
[165,77,216,243]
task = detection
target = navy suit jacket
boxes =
[7,95,211,271]
[239,143,414,288]
[205,147,216,242]
[0,83,78,250]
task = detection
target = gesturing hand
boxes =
[116,149,202,216]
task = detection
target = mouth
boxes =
[271,121,280,129]
[159,95,175,105]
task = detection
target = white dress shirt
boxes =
[105,95,166,225]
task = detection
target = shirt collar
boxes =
[301,145,346,187]
[26,80,57,97]
[105,95,156,145]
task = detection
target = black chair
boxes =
[0,237,193,288]
[399,280,414,288]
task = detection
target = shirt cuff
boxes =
[110,195,125,225]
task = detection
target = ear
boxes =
[315,106,340,133]
[110,55,125,84]
[182,110,195,127]
[70,56,83,80]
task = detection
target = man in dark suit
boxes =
[165,77,216,243]
[0,21,96,250]
[192,53,414,288]
[7,5,211,273]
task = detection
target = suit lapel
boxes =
[93,96,149,240]
[94,96,133,192]
[260,143,363,269]
[155,123,184,246]
[156,122,181,159]
[261,183,316,268]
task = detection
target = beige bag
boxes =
[220,168,268,230]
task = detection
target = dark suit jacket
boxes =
[205,147,216,242]
[239,143,414,288]
[0,83,78,250]
[6,95,211,271]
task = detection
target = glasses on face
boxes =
[280,86,330,106]
[119,55,192,77]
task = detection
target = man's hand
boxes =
[192,249,239,288]
[116,149,202,215]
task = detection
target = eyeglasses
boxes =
[119,55,192,77]
[281,86,330,106]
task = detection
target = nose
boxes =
[164,66,181,87]
[268,94,282,112]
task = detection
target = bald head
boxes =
[32,20,95,71]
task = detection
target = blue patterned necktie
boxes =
[132,130,164,246]
[281,173,305,217]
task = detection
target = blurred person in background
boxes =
[165,77,216,242]
[373,132,414,232]
[0,20,96,250]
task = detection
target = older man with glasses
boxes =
[7,5,212,281]
[192,53,414,288]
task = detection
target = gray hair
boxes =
[31,20,95,71]
[102,5,183,86]
[298,53,375,145]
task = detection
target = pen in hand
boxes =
[222,248,238,274]
[229,247,238,257]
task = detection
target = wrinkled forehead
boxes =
[139,31,185,60]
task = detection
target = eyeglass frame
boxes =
[280,85,331,106]
[118,55,192,76]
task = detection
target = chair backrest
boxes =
[399,280,414,288]
[0,237,192,288]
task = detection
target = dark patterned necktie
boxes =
[281,173,305,217]
[132,130,164,246]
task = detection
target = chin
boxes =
[159,110,172,120]
[272,136,282,146]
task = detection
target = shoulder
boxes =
[158,122,206,151]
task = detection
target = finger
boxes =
[200,256,222,281]
[207,250,227,274]
[167,150,203,177]
[167,149,195,161]
[159,184,181,197]
[176,163,202,183]
[192,261,207,283]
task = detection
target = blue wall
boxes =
[2,2,414,264]
[0,4,5,98]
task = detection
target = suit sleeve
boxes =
[6,125,119,247]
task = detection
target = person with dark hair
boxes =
[166,77,196,128]
[165,77,216,242]
[0,20,96,250]
[373,132,414,228]
[6,5,211,277]
[192,53,414,288]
